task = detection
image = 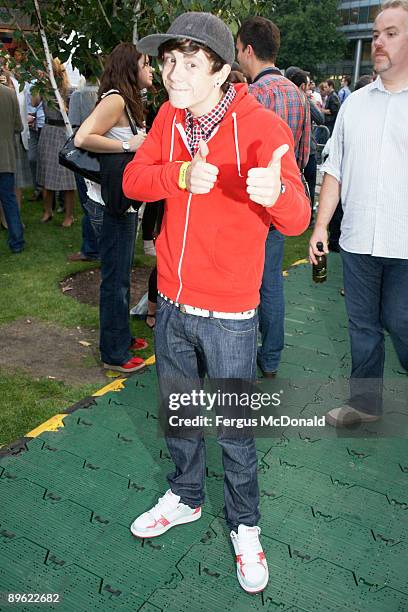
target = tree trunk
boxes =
[32,0,73,136]
[132,0,141,44]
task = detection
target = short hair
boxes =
[285,65,301,81]
[287,68,308,89]
[237,17,280,63]
[327,79,336,89]
[381,0,408,11]
[229,70,246,83]
[342,75,351,86]
[355,74,372,90]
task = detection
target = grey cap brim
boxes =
[137,33,208,57]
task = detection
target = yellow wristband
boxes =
[178,161,191,190]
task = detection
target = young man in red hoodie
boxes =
[123,12,310,594]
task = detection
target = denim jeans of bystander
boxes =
[99,209,137,365]
[257,228,285,374]
[0,173,25,253]
[341,248,408,415]
[83,198,104,249]
[74,174,99,260]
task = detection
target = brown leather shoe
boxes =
[67,252,96,262]
[257,358,277,378]
[325,405,381,427]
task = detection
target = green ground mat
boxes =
[0,255,407,611]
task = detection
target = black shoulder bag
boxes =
[58,90,138,188]
[99,103,143,217]
[58,90,122,183]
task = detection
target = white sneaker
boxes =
[143,240,156,256]
[130,489,201,538]
[230,525,269,593]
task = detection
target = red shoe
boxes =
[103,356,145,372]
[130,337,148,351]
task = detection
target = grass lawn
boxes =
[0,191,311,446]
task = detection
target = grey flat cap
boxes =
[137,12,235,65]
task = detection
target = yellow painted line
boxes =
[92,378,127,396]
[26,414,66,438]
[14,354,157,445]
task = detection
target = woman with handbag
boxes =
[74,42,153,372]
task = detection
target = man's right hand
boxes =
[186,140,219,194]
[309,225,329,265]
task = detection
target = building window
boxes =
[341,8,350,25]
[344,40,356,60]
[369,4,381,22]
[358,6,370,24]
[362,40,373,61]
[350,7,359,25]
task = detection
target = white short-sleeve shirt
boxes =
[321,77,408,259]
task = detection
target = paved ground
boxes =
[1,257,407,611]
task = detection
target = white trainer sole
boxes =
[103,362,145,373]
[130,507,201,538]
[236,567,269,594]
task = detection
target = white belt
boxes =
[158,292,256,320]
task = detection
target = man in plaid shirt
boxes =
[237,16,310,378]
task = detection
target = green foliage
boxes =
[4,0,346,84]
[267,0,347,73]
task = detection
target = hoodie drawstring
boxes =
[232,112,243,177]
[169,114,176,161]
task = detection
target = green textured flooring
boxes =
[1,255,407,611]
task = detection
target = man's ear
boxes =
[246,43,254,57]
[218,63,232,85]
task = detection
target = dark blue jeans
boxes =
[303,153,317,208]
[99,210,137,365]
[341,248,408,415]
[155,296,260,531]
[0,173,25,253]
[257,228,285,373]
[83,198,104,249]
[74,174,99,260]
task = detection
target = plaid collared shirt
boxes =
[249,69,310,169]
[184,84,236,156]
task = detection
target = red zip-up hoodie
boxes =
[123,84,310,312]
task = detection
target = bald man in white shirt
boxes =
[309,0,408,427]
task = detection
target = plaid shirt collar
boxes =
[252,66,282,84]
[184,84,236,156]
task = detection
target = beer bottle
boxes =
[313,241,327,283]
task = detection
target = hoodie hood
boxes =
[170,83,261,126]
[168,83,258,177]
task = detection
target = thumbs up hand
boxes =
[246,144,289,207]
[186,139,219,194]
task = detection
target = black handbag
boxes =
[59,131,101,183]
[58,90,137,185]
[100,98,142,217]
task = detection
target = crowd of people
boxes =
[0,0,407,597]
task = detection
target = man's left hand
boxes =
[246,144,289,207]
